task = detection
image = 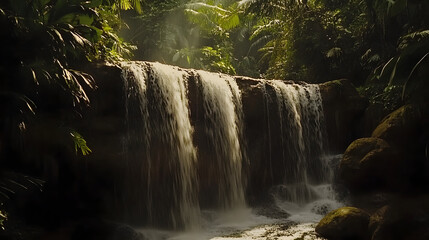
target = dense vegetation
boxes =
[0,0,428,237]
[0,0,142,234]
[123,0,429,108]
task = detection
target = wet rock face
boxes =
[319,79,368,153]
[76,63,370,221]
[339,137,401,192]
[372,104,425,149]
[315,206,370,240]
[338,104,429,194]
[323,103,429,240]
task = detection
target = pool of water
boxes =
[137,184,342,240]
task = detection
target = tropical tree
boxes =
[0,0,142,230]
[358,0,429,108]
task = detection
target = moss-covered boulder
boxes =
[371,104,429,189]
[372,104,423,149]
[316,207,370,240]
[339,137,401,192]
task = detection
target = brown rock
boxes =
[319,79,368,152]
[372,104,422,149]
[339,138,400,192]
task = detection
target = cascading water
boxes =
[122,62,200,229]
[263,81,331,204]
[121,62,151,220]
[119,61,340,239]
[196,70,246,209]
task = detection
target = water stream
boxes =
[196,70,246,209]
[120,61,342,238]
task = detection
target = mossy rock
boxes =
[339,138,400,192]
[316,207,370,240]
[370,104,429,189]
[372,104,422,148]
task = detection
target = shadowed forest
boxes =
[0,0,428,239]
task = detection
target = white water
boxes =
[122,62,200,229]
[265,81,331,204]
[197,70,246,209]
[137,180,342,240]
[122,62,152,219]
[150,62,200,229]
[121,62,340,237]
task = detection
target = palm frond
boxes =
[399,30,429,50]
[402,51,429,100]
[0,91,36,115]
[250,19,283,40]
[0,172,44,204]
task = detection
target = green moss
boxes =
[316,207,370,239]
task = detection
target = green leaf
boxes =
[70,131,92,156]
[172,51,181,62]
[388,56,400,86]
[30,68,38,85]
[0,209,7,230]
[56,13,76,24]
[0,92,36,115]
[402,51,429,100]
[378,57,396,80]
[77,15,93,25]
[52,28,65,44]
[69,31,92,47]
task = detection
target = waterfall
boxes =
[121,62,151,220]
[196,70,246,209]
[119,61,331,230]
[121,62,200,229]
[263,80,332,203]
[264,81,330,204]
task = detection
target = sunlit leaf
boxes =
[378,57,396,80]
[30,68,38,85]
[172,51,181,62]
[402,52,429,100]
[388,56,400,86]
[70,131,92,155]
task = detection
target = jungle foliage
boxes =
[0,0,142,231]
[0,0,428,233]
[124,0,429,109]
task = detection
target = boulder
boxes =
[315,206,370,240]
[371,104,429,189]
[369,196,429,240]
[339,138,401,192]
[372,104,423,149]
[319,79,368,152]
